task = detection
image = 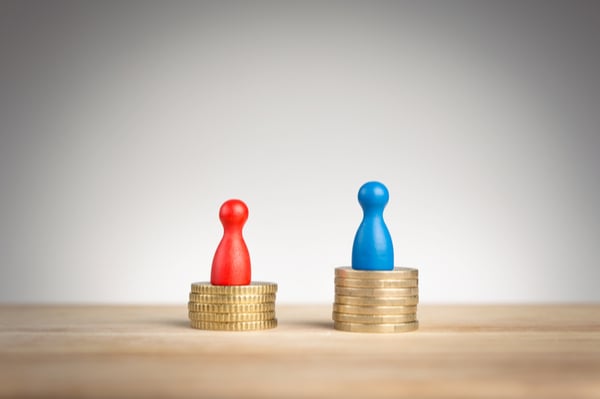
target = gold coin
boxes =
[335,286,419,297]
[335,295,419,306]
[332,311,417,324]
[189,311,275,322]
[335,277,417,288]
[187,302,275,313]
[190,282,278,295]
[334,320,419,333]
[189,293,276,304]
[335,266,418,280]
[190,319,278,331]
[333,303,417,315]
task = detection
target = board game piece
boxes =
[352,181,394,270]
[210,199,251,285]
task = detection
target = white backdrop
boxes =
[1,1,599,304]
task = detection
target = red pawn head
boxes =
[210,199,251,285]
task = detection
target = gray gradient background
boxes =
[1,1,599,304]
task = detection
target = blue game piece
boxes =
[352,181,394,270]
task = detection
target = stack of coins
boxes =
[333,267,419,333]
[188,282,278,331]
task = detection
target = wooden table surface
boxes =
[0,304,599,398]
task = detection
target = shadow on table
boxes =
[146,315,334,331]
[168,319,191,328]
[280,319,332,330]
[121,317,191,330]
[153,318,333,330]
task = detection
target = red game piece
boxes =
[210,199,251,285]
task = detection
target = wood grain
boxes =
[0,305,599,398]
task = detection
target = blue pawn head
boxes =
[352,181,394,270]
[358,181,389,212]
